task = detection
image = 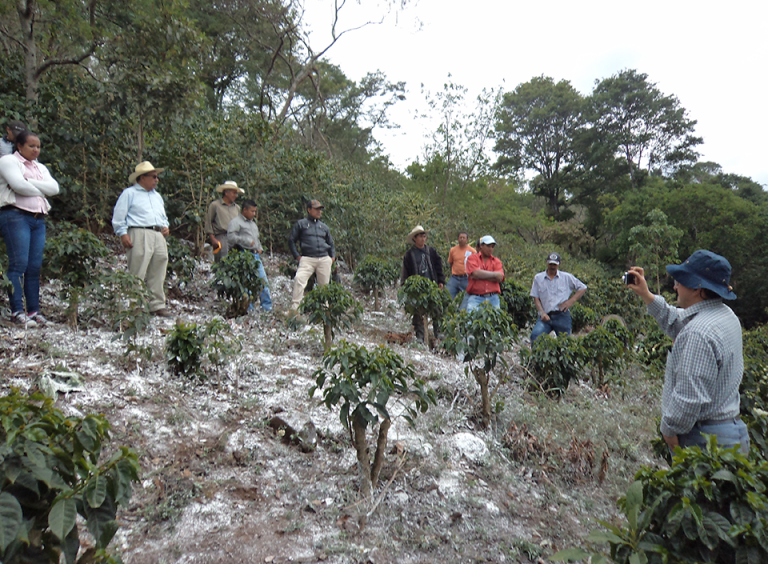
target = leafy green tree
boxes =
[588,69,702,188]
[580,319,633,388]
[499,280,536,330]
[310,341,436,498]
[354,256,400,311]
[398,276,451,346]
[211,249,266,318]
[494,76,584,218]
[0,390,140,564]
[300,282,363,351]
[521,334,583,398]
[44,223,111,326]
[628,209,683,293]
[442,303,519,427]
[166,318,241,380]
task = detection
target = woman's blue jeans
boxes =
[0,207,46,314]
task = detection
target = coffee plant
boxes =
[211,249,265,318]
[499,280,536,329]
[570,302,601,334]
[556,436,768,564]
[521,334,583,398]
[310,341,436,498]
[44,222,111,326]
[741,325,768,458]
[354,256,400,311]
[398,276,451,345]
[442,303,518,428]
[580,318,633,388]
[0,390,139,564]
[636,321,674,380]
[166,318,240,379]
[300,282,362,351]
[166,235,196,290]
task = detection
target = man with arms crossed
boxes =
[627,250,748,453]
[530,252,587,344]
[465,235,504,311]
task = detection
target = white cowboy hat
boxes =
[129,161,165,184]
[406,225,427,245]
[216,180,245,194]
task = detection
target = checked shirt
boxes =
[647,295,743,437]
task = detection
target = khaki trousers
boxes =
[126,227,168,312]
[291,256,332,310]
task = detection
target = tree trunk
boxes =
[17,0,40,103]
[370,418,391,488]
[352,415,372,499]
[422,314,429,345]
[373,287,380,312]
[323,323,332,352]
[473,366,492,428]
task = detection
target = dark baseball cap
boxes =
[7,120,26,135]
[547,252,561,265]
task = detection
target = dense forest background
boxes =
[1,0,766,326]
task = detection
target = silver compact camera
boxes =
[622,271,636,285]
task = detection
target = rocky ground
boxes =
[0,252,663,564]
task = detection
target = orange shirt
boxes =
[466,253,504,295]
[448,245,476,276]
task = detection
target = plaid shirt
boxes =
[647,295,743,436]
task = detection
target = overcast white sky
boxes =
[303,0,768,186]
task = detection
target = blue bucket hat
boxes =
[666,250,736,300]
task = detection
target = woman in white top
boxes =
[0,130,59,326]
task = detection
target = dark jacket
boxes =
[400,245,445,286]
[288,216,335,259]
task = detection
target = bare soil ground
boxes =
[0,253,662,564]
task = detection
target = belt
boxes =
[131,225,164,232]
[471,292,498,298]
[0,205,45,219]
[696,415,741,427]
[547,310,564,316]
[451,274,468,278]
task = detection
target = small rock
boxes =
[452,432,488,462]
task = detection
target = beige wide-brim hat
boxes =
[216,180,245,194]
[129,161,165,184]
[406,225,427,245]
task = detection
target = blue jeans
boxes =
[446,274,468,299]
[466,293,500,312]
[530,311,572,344]
[0,207,46,314]
[254,257,272,311]
[678,418,750,454]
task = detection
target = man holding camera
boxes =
[529,252,587,344]
[627,250,748,453]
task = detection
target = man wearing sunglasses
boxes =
[112,161,171,317]
[465,235,505,312]
[626,250,748,454]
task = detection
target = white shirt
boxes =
[530,270,587,314]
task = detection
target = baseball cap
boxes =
[547,252,561,265]
[479,235,497,245]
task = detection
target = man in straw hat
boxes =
[288,199,335,311]
[627,250,749,453]
[401,225,445,341]
[205,180,244,262]
[112,161,171,317]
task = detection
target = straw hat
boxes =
[216,180,245,194]
[129,161,164,184]
[406,225,427,245]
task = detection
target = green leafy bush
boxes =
[570,302,601,334]
[580,319,633,388]
[354,256,400,311]
[398,276,451,345]
[556,436,768,564]
[521,334,583,398]
[581,277,645,333]
[741,326,768,458]
[636,322,674,380]
[165,318,240,379]
[300,282,362,351]
[211,249,265,318]
[442,303,518,427]
[44,223,111,326]
[166,235,196,289]
[310,341,436,497]
[499,280,536,329]
[0,390,139,564]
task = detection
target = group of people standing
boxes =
[399,225,587,343]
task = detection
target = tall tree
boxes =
[588,69,702,188]
[494,76,583,219]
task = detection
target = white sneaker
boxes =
[11,312,37,328]
[28,312,48,326]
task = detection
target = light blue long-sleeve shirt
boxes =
[112,184,169,236]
